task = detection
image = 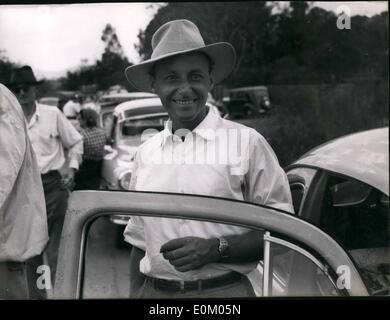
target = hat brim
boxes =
[6,80,44,88]
[125,42,236,92]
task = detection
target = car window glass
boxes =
[121,115,168,137]
[83,215,131,299]
[81,214,341,298]
[319,175,390,295]
[268,242,339,296]
[287,167,317,214]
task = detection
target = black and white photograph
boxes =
[0,1,388,302]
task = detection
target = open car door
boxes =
[54,191,368,299]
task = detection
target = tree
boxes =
[63,23,133,91]
[0,50,19,85]
[136,2,388,86]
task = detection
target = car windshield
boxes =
[121,115,169,137]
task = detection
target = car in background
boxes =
[38,96,60,107]
[285,127,389,296]
[98,92,158,139]
[225,86,271,118]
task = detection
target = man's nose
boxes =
[177,80,191,95]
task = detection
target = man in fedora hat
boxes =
[123,20,293,298]
[8,65,84,289]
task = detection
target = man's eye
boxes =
[165,75,177,81]
[191,74,203,80]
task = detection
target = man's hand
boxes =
[61,167,76,189]
[160,237,220,272]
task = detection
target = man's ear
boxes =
[209,77,215,92]
[150,75,156,93]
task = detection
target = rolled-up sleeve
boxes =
[57,111,83,170]
[245,133,294,213]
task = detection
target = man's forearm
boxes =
[67,139,83,170]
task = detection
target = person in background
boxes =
[74,108,107,190]
[0,83,48,299]
[82,95,101,114]
[7,66,83,285]
[63,93,82,129]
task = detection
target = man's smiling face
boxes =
[151,52,213,130]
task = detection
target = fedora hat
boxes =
[7,65,43,87]
[125,19,236,92]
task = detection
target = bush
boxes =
[237,81,389,167]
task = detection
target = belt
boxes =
[147,272,243,293]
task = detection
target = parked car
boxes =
[98,92,158,140]
[53,128,388,299]
[38,96,60,107]
[225,86,271,118]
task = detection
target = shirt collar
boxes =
[28,102,41,127]
[160,106,220,147]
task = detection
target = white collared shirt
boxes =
[124,108,293,281]
[63,99,81,118]
[27,102,83,174]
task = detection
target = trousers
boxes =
[42,171,69,281]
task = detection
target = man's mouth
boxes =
[172,98,197,105]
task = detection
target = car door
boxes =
[53,191,368,299]
[288,167,390,296]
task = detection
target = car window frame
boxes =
[287,167,317,215]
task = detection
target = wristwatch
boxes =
[217,237,230,259]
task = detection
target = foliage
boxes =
[0,50,18,85]
[135,2,389,87]
[238,81,389,166]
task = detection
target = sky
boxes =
[0,1,388,79]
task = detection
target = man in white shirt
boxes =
[81,95,101,114]
[123,20,293,298]
[8,66,83,286]
[0,83,48,299]
[63,94,81,119]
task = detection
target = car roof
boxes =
[230,86,268,92]
[290,127,389,195]
[100,92,157,99]
[114,97,166,119]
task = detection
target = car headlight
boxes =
[118,170,132,190]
